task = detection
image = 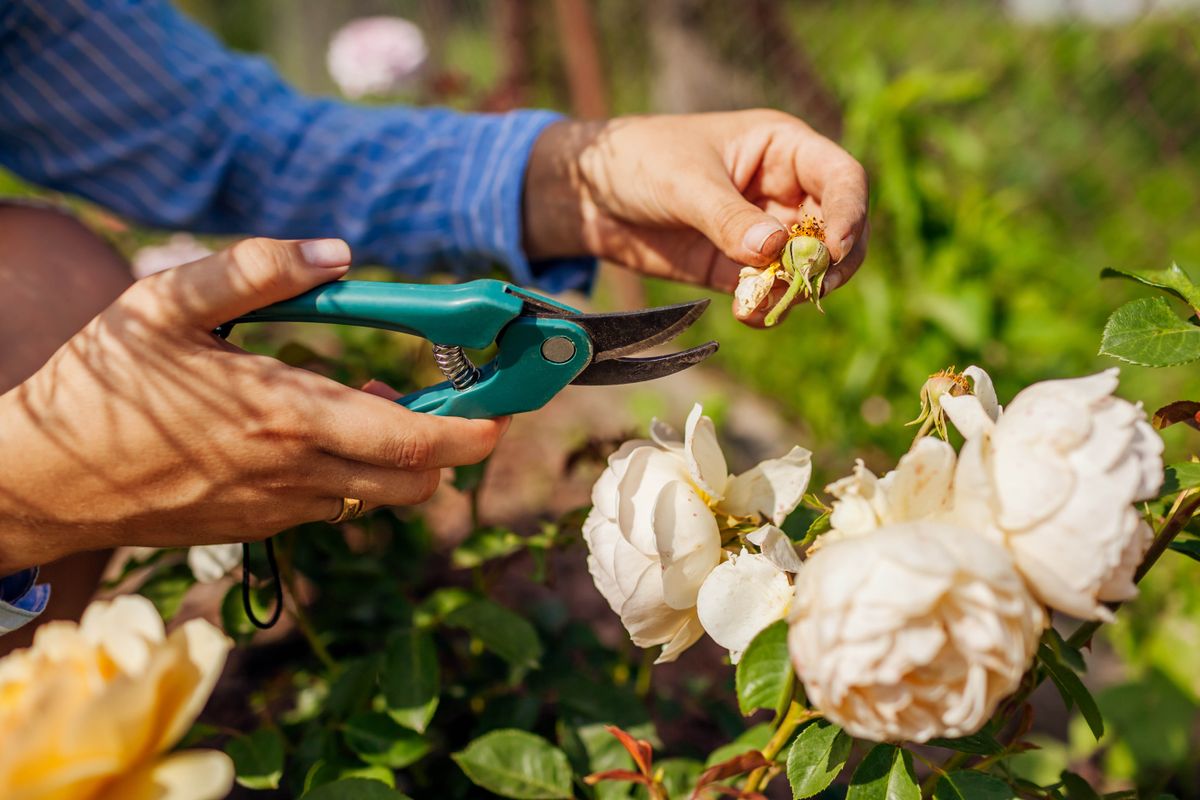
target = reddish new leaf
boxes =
[584,769,651,787]
[690,750,770,799]
[1152,400,1200,431]
[697,786,769,799]
[604,724,654,777]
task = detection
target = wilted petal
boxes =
[735,266,776,317]
[697,551,793,660]
[655,613,705,664]
[683,404,729,499]
[722,446,813,524]
[649,419,683,451]
[746,524,805,573]
[652,481,721,609]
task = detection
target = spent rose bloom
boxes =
[130,233,213,280]
[327,16,428,99]
[788,520,1046,743]
[944,368,1164,620]
[583,404,811,662]
[187,543,243,584]
[0,595,233,800]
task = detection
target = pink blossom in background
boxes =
[326,16,428,99]
[130,233,213,280]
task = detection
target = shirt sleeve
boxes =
[0,568,50,636]
[0,0,594,293]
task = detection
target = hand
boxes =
[523,110,869,325]
[0,238,508,574]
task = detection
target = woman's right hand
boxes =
[0,237,508,574]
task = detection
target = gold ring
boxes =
[329,497,367,524]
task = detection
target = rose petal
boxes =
[187,543,243,584]
[746,524,805,573]
[697,551,793,661]
[683,404,729,499]
[722,446,813,525]
[651,480,722,609]
[963,366,1001,421]
[616,446,690,555]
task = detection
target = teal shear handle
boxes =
[230,279,593,419]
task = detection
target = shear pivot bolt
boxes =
[541,336,576,364]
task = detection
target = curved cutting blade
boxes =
[571,341,719,385]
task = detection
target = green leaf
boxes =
[1099,297,1200,367]
[933,771,1016,800]
[1169,538,1200,564]
[381,629,440,733]
[1058,770,1101,800]
[452,526,525,568]
[655,758,703,798]
[786,720,851,798]
[225,728,285,790]
[452,729,574,799]
[219,583,275,643]
[1039,644,1104,740]
[303,777,412,800]
[735,620,794,716]
[704,723,773,767]
[343,712,430,769]
[445,599,543,669]
[1042,627,1087,674]
[1102,263,1200,311]
[137,562,194,621]
[926,730,1005,756]
[1161,462,1200,495]
[414,587,474,627]
[845,745,920,800]
[303,761,398,794]
[326,656,381,720]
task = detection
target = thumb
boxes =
[675,171,788,267]
[138,237,351,330]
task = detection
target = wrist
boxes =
[0,385,63,574]
[521,119,603,261]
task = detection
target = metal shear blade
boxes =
[526,298,717,385]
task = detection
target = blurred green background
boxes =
[7,0,1200,793]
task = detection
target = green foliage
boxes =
[1039,643,1105,740]
[1100,297,1200,367]
[846,745,920,800]
[451,730,574,799]
[933,771,1016,800]
[226,728,285,790]
[137,562,195,621]
[734,620,793,717]
[1102,263,1200,312]
[786,721,851,799]
[443,598,543,670]
[302,778,412,800]
[343,712,429,769]
[381,629,440,733]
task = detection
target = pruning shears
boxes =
[220,278,718,418]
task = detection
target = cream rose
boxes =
[188,543,243,584]
[0,595,233,800]
[584,404,811,662]
[944,368,1164,620]
[788,520,1045,743]
[696,549,793,661]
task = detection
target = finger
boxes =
[319,462,444,509]
[822,219,871,294]
[299,374,509,469]
[794,138,869,264]
[130,237,352,331]
[672,166,789,267]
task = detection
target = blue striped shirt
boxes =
[0,0,595,631]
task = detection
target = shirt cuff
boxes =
[0,568,50,635]
[456,109,597,295]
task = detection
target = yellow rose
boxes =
[0,595,234,800]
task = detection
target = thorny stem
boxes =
[277,536,339,674]
[742,701,821,793]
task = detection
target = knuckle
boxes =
[386,431,435,470]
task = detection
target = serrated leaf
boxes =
[343,712,429,769]
[138,562,194,621]
[445,599,542,669]
[786,721,851,798]
[381,629,439,733]
[226,728,285,790]
[735,620,793,716]
[1161,462,1200,495]
[1100,297,1200,367]
[1169,539,1200,564]
[933,771,1016,800]
[1059,770,1101,800]
[1102,263,1200,311]
[926,729,1005,756]
[1039,644,1104,740]
[303,777,411,799]
[452,729,574,799]
[845,745,920,800]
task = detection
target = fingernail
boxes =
[823,267,844,295]
[299,238,351,268]
[743,221,787,255]
[835,234,855,265]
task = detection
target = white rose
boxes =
[696,549,793,662]
[187,543,243,584]
[944,368,1164,621]
[584,404,812,662]
[326,16,428,99]
[825,436,957,542]
[788,520,1045,743]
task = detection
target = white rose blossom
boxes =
[788,520,1046,743]
[327,16,428,99]
[583,405,811,662]
[943,368,1164,621]
[187,543,243,584]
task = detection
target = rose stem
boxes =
[742,700,820,792]
[277,533,339,674]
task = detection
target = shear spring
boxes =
[432,344,480,391]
